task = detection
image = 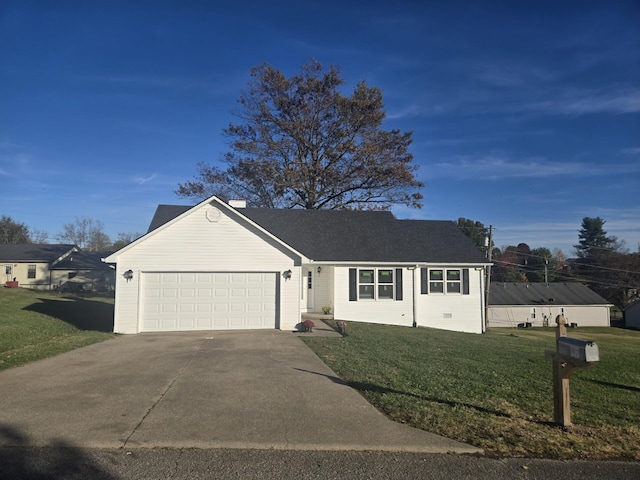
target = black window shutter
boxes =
[395,268,403,301]
[463,268,470,295]
[420,268,428,294]
[349,268,357,301]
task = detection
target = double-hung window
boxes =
[422,268,469,295]
[429,269,444,293]
[28,265,36,279]
[359,270,375,299]
[377,269,394,299]
[354,268,397,300]
[446,270,461,293]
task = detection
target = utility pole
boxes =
[545,257,549,285]
[484,225,493,331]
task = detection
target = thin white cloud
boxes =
[621,147,640,155]
[531,88,640,115]
[392,86,640,119]
[494,208,640,252]
[472,62,557,89]
[0,137,22,149]
[75,73,235,97]
[426,154,640,181]
[131,174,158,185]
[0,152,33,177]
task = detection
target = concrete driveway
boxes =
[0,330,480,453]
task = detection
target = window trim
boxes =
[446,269,461,293]
[422,268,470,295]
[357,268,394,300]
[349,268,403,301]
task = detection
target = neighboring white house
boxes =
[105,196,490,334]
[487,282,612,328]
[624,299,640,329]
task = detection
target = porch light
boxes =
[283,270,292,280]
[317,266,321,274]
[123,269,134,282]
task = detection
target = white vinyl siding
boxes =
[110,202,301,333]
[487,305,610,328]
[333,266,413,327]
[333,265,484,333]
[415,267,484,333]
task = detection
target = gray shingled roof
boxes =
[52,251,115,270]
[0,244,76,262]
[148,205,190,232]
[147,204,488,264]
[489,282,611,306]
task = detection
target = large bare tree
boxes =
[56,217,111,251]
[177,60,423,209]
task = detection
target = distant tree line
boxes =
[0,215,141,252]
[458,216,640,309]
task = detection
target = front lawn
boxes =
[0,288,115,370]
[302,322,640,460]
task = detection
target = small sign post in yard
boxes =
[544,314,599,426]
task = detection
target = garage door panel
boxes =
[197,303,212,313]
[160,319,177,329]
[179,304,195,313]
[161,304,177,313]
[141,271,277,332]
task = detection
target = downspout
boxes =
[481,268,486,333]
[409,266,418,327]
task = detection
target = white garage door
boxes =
[141,272,277,332]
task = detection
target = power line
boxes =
[493,250,639,276]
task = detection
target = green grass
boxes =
[302,321,640,460]
[0,288,115,370]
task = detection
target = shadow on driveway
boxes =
[24,297,114,332]
[0,425,119,480]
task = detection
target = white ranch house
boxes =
[106,197,490,334]
[1,244,114,292]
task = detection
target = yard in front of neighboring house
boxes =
[0,288,115,370]
[303,321,640,460]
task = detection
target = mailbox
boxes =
[557,337,599,363]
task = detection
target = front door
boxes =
[4,265,12,282]
[302,268,314,312]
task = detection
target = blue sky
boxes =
[1,0,639,254]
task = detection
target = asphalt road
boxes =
[1,447,639,480]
